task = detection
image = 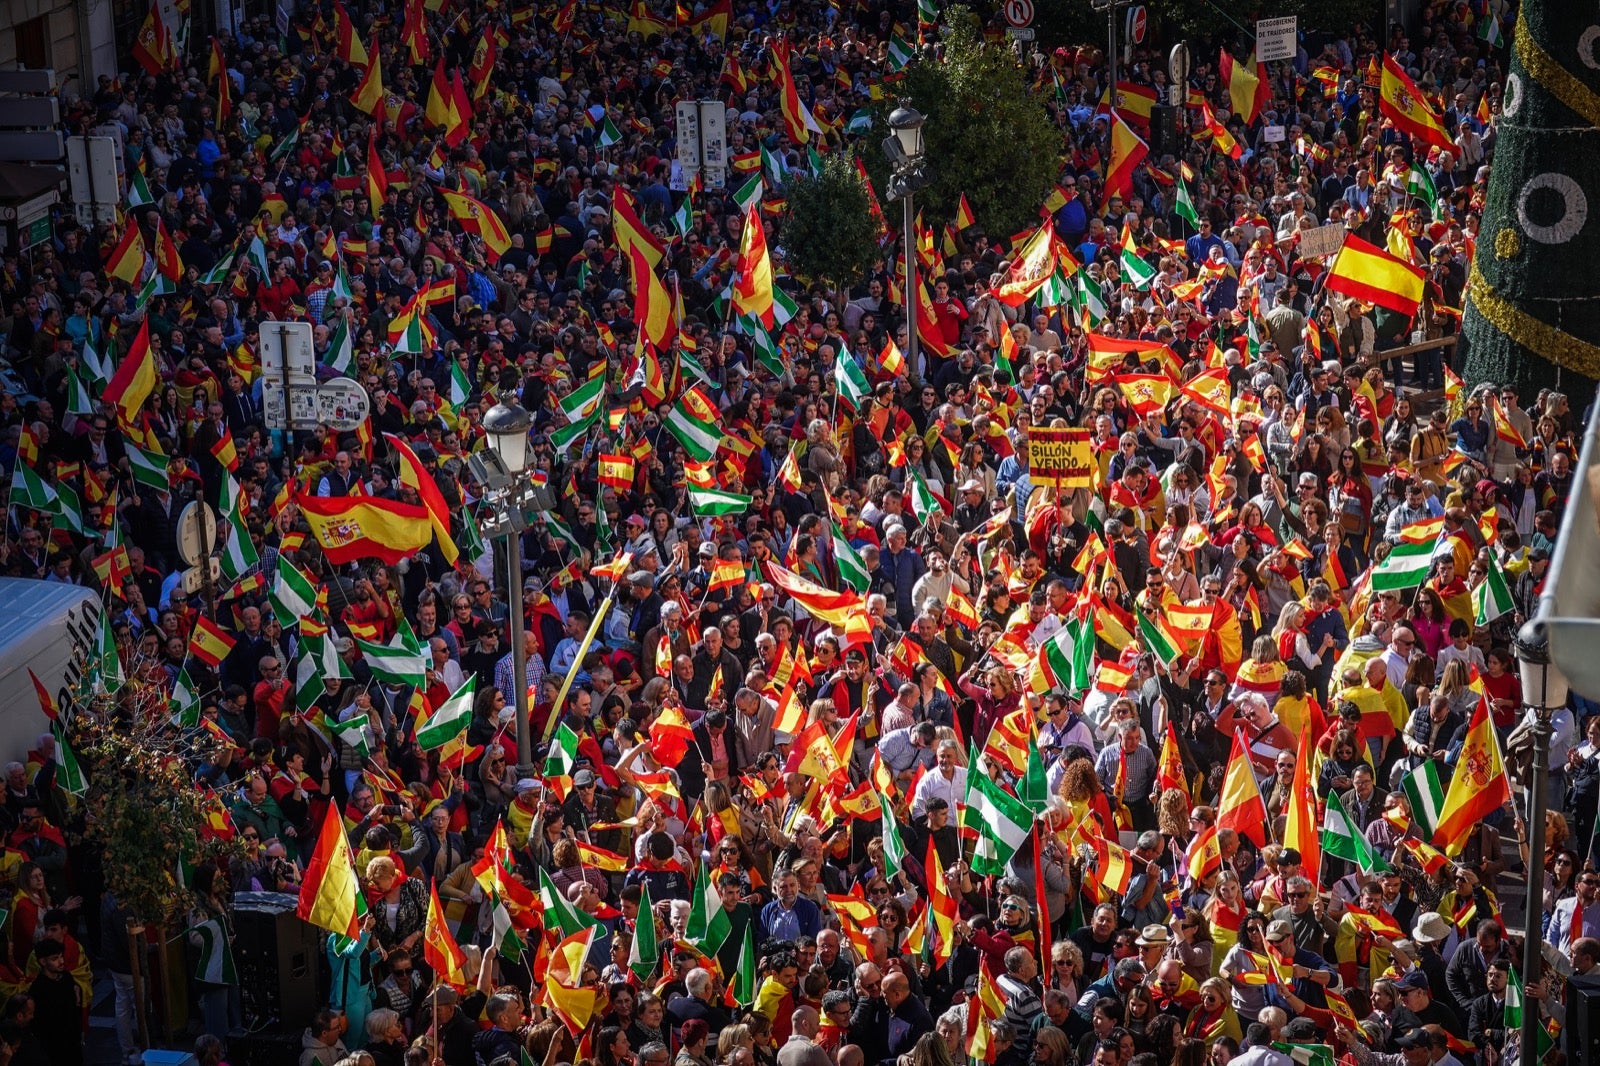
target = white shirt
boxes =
[911,766,967,818]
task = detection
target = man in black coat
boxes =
[1466,957,1513,1064]
[666,967,731,1040]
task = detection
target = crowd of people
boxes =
[0,1,1596,1065]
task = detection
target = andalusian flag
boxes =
[689,487,752,517]
[832,525,869,593]
[272,556,318,628]
[416,676,477,750]
[967,768,1033,876]
[685,860,731,954]
[1174,181,1200,228]
[1473,555,1515,626]
[834,355,871,410]
[629,881,659,982]
[1400,762,1446,840]
[1322,790,1390,874]
[663,388,723,462]
[217,474,258,583]
[1137,609,1183,666]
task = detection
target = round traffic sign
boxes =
[1003,0,1033,28]
[318,377,372,432]
[1127,5,1148,44]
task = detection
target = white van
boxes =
[0,579,101,762]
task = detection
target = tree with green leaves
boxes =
[780,152,883,290]
[867,7,1061,243]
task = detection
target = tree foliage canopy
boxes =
[865,8,1061,244]
[780,152,883,289]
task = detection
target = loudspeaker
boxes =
[1570,982,1600,1060]
[230,891,325,1031]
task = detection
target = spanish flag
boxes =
[426,57,455,128]
[209,424,239,472]
[574,842,629,872]
[424,881,469,988]
[298,808,366,937]
[189,615,237,667]
[1379,54,1453,151]
[333,1,369,66]
[103,318,158,426]
[153,218,183,281]
[627,242,677,350]
[350,50,385,117]
[1103,113,1148,202]
[955,192,976,231]
[1217,729,1268,846]
[598,453,636,491]
[105,219,145,284]
[439,188,512,262]
[384,432,459,566]
[732,206,775,327]
[1219,49,1262,123]
[1432,699,1510,855]
[1324,233,1426,317]
[132,4,177,76]
[296,492,433,565]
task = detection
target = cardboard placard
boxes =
[1027,426,1093,489]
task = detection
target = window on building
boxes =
[13,15,47,71]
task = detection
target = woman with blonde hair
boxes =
[1204,871,1249,965]
[1184,977,1243,1046]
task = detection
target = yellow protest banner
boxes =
[1027,427,1092,489]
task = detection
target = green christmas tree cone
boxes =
[1459,3,1600,398]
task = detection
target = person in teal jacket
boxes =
[326,915,377,1049]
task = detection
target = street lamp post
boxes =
[1513,619,1570,1062]
[474,401,540,780]
[884,104,928,379]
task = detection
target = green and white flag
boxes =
[199,251,234,288]
[51,480,83,535]
[597,116,623,147]
[1371,540,1436,591]
[127,165,155,208]
[1406,163,1439,219]
[967,765,1034,876]
[541,513,583,554]
[217,474,258,584]
[881,792,909,878]
[685,860,731,954]
[95,608,123,695]
[672,198,693,239]
[66,364,94,418]
[416,675,476,750]
[1036,269,1074,309]
[734,920,757,1007]
[1077,271,1108,325]
[558,373,606,424]
[917,0,939,22]
[51,720,86,795]
[1478,14,1504,48]
[1174,181,1200,229]
[391,311,426,355]
[832,525,869,593]
[834,354,871,410]
[323,316,355,376]
[907,467,943,526]
[190,917,238,985]
[449,358,473,408]
[1120,242,1157,290]
[629,880,659,982]
[272,557,318,628]
[549,403,601,455]
[354,629,426,689]
[81,339,109,382]
[663,396,723,463]
[489,891,526,962]
[847,108,873,134]
[538,868,602,936]
[732,172,763,214]
[1137,610,1183,666]
[742,315,785,378]
[771,286,800,328]
[169,666,200,728]
[689,487,753,517]
[329,714,372,759]
[1400,761,1446,839]
[330,260,354,302]
[127,442,170,491]
[1271,1045,1334,1066]
[887,32,914,71]
[244,235,271,277]
[1321,790,1389,873]
[761,143,787,187]
[8,465,57,513]
[1020,742,1050,814]
[545,723,582,778]
[1473,555,1515,626]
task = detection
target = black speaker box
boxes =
[230,891,326,1031]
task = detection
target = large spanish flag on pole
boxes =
[1324,233,1426,317]
[103,318,158,426]
[296,493,434,565]
[1216,729,1268,846]
[1219,49,1262,123]
[1103,113,1148,203]
[1432,699,1510,855]
[732,206,775,327]
[1379,55,1453,151]
[298,808,366,938]
[384,432,459,566]
[760,559,864,628]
